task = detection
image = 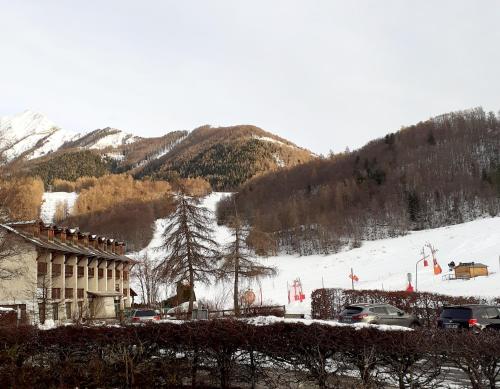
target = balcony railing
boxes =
[65,288,73,299]
[65,266,74,278]
[52,264,61,277]
[37,262,47,275]
[52,288,61,300]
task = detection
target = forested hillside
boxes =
[136,125,314,190]
[218,108,500,255]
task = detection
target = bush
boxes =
[0,321,499,388]
[311,288,490,326]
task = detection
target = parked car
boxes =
[128,309,161,323]
[339,303,420,328]
[437,304,500,331]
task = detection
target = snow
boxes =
[40,192,78,223]
[88,130,139,149]
[135,193,500,318]
[0,110,77,161]
[243,316,412,331]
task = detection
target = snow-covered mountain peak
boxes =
[0,110,142,162]
[0,110,78,161]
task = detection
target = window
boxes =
[37,262,47,275]
[52,303,59,320]
[370,306,388,314]
[123,271,128,281]
[116,269,121,278]
[386,306,400,316]
[77,301,83,318]
[65,288,73,298]
[88,268,95,278]
[98,268,104,278]
[65,302,72,319]
[77,266,84,277]
[123,288,128,297]
[52,264,61,277]
[115,284,120,292]
[77,288,84,299]
[65,265,74,278]
[52,288,61,300]
[107,269,113,279]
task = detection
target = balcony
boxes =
[37,262,47,276]
[65,266,74,278]
[65,288,74,299]
[52,264,61,277]
[52,288,61,300]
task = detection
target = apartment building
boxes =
[0,220,135,324]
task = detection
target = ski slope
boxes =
[137,193,500,316]
[40,192,78,223]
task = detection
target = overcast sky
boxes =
[1,1,499,154]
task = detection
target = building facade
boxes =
[0,221,134,324]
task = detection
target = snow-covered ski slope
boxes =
[138,193,500,315]
[40,192,78,223]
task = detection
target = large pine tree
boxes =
[220,214,275,316]
[157,194,220,312]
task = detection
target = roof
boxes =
[0,223,133,263]
[455,262,488,268]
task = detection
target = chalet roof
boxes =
[456,262,488,268]
[0,223,132,263]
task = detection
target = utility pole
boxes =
[350,268,354,290]
[415,247,430,292]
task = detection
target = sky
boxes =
[1,1,499,155]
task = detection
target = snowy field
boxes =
[40,192,78,223]
[136,193,500,316]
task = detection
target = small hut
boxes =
[454,262,489,279]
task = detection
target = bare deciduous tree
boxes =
[220,213,275,316]
[133,253,162,306]
[156,194,220,312]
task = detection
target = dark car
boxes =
[339,303,420,328]
[437,304,500,331]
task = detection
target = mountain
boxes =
[217,107,500,255]
[0,110,77,161]
[1,111,314,189]
[0,110,142,161]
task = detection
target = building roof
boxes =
[456,262,488,268]
[0,223,133,263]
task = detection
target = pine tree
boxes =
[156,194,220,312]
[220,212,275,316]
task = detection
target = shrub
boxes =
[311,288,489,326]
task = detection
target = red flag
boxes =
[349,274,359,282]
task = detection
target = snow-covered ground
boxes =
[40,192,78,223]
[137,193,500,317]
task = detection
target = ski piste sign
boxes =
[287,278,305,303]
